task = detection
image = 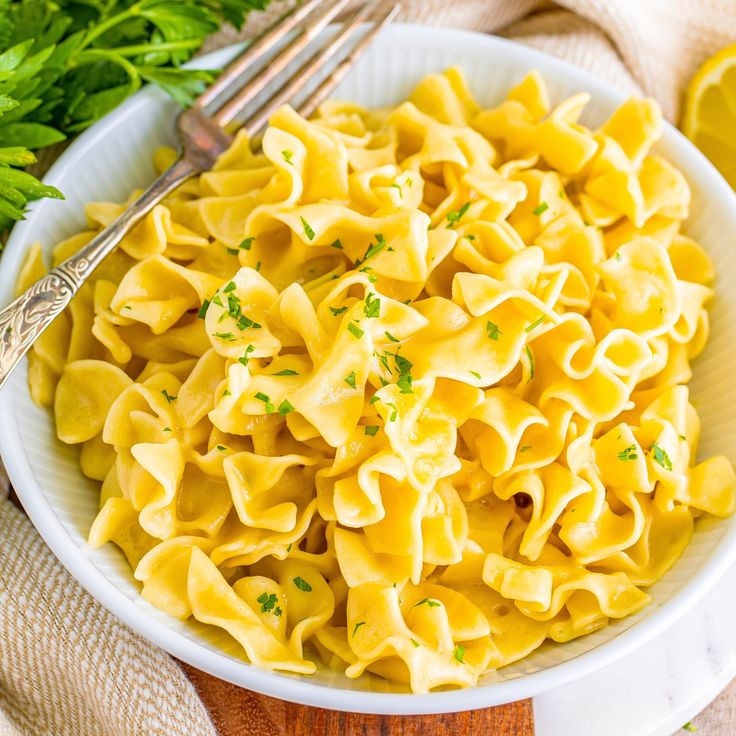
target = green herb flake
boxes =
[163,427,172,432]
[355,233,388,267]
[410,638,420,648]
[222,389,231,397]
[238,345,255,367]
[211,295,224,307]
[525,316,546,333]
[365,425,379,436]
[216,444,226,452]
[386,402,398,421]
[682,723,697,733]
[525,346,535,381]
[520,445,532,453]
[223,281,236,293]
[369,395,380,405]
[300,216,315,241]
[282,150,294,165]
[330,305,348,316]
[274,369,298,376]
[278,399,295,415]
[236,314,261,331]
[197,299,211,319]
[651,441,673,471]
[617,444,639,462]
[330,239,344,250]
[344,371,357,389]
[254,392,275,414]
[293,576,312,592]
[533,202,549,216]
[414,598,441,608]
[347,322,364,339]
[454,644,466,663]
[364,292,381,318]
[226,247,239,256]
[469,370,481,379]
[240,237,254,251]
[256,592,280,615]
[214,331,235,341]
[352,621,366,637]
[447,202,470,227]
[464,233,476,241]
[390,182,402,197]
[486,321,501,341]
[615,251,623,262]
[161,389,177,404]
[385,331,399,343]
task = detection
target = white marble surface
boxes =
[534,563,736,736]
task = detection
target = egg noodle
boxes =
[20,68,736,692]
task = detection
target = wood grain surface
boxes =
[181,663,535,736]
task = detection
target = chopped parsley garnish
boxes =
[469,370,481,379]
[533,202,549,216]
[617,444,639,461]
[447,202,470,227]
[369,395,380,405]
[282,149,294,165]
[464,233,476,241]
[216,444,226,452]
[330,239,343,250]
[214,332,235,341]
[525,346,535,381]
[486,321,501,341]
[257,592,280,614]
[197,299,210,319]
[390,182,402,197]
[410,638,420,647]
[163,427,172,432]
[364,292,381,318]
[330,305,348,316]
[386,401,398,421]
[240,237,254,251]
[255,261,261,272]
[344,371,357,389]
[273,369,298,376]
[161,389,177,403]
[236,314,261,330]
[211,295,224,307]
[615,251,622,262]
[525,316,546,333]
[293,576,312,592]
[286,543,292,553]
[226,247,239,256]
[651,441,673,471]
[454,644,466,663]
[414,598,441,608]
[254,392,275,414]
[355,233,388,267]
[365,425,379,436]
[223,389,231,397]
[223,281,236,293]
[393,354,414,394]
[397,374,413,394]
[682,723,697,733]
[679,434,687,441]
[278,399,295,415]
[300,216,315,241]
[238,345,255,366]
[347,322,364,339]
[520,445,532,453]
[385,331,399,343]
[352,621,366,637]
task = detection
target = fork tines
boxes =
[193,0,401,137]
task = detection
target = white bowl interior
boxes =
[1,26,736,714]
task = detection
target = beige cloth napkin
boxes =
[2,1,735,733]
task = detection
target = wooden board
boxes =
[182,663,535,736]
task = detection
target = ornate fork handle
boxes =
[0,158,197,391]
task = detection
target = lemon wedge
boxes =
[682,44,736,188]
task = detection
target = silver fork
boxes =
[0,0,399,391]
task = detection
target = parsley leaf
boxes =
[344,371,357,389]
[273,369,298,376]
[293,576,312,592]
[364,425,379,436]
[533,202,549,216]
[254,392,275,414]
[282,149,294,165]
[364,292,381,318]
[454,644,466,663]
[277,399,294,415]
[197,298,210,319]
[352,621,366,637]
[257,592,280,615]
[354,233,387,267]
[347,322,364,339]
[161,389,177,403]
[651,441,673,471]
[525,316,546,333]
[446,202,470,227]
[330,305,348,316]
[486,321,501,341]
[414,598,441,608]
[617,444,639,461]
[300,216,315,240]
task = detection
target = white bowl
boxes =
[1,25,736,715]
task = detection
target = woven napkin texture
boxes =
[2,1,735,733]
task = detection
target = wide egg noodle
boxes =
[27,66,735,692]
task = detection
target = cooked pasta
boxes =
[23,68,735,692]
